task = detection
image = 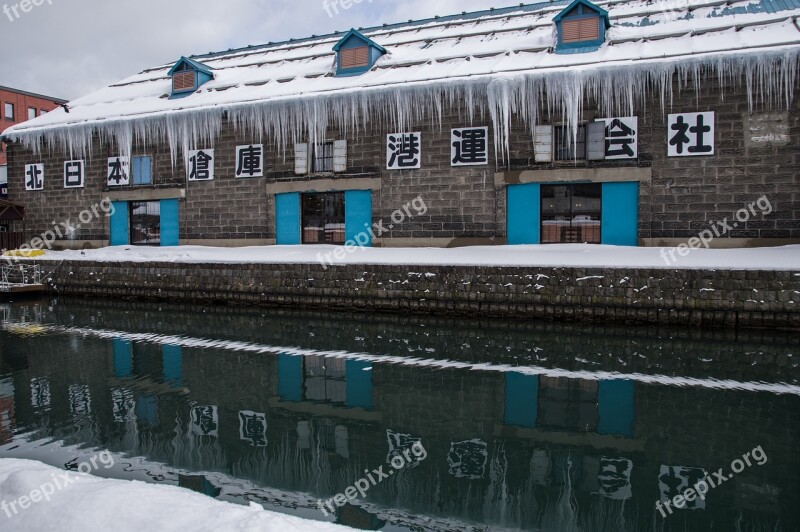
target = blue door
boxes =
[160,199,179,246]
[507,183,540,244]
[344,190,372,246]
[109,201,129,246]
[601,182,639,246]
[276,193,301,245]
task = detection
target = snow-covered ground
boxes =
[0,459,347,532]
[19,243,800,270]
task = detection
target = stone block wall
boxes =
[4,72,799,248]
[40,260,800,329]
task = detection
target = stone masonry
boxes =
[4,72,799,249]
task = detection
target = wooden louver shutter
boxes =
[340,47,370,69]
[580,18,599,40]
[173,71,195,92]
[586,121,606,161]
[561,17,599,43]
[333,140,347,172]
[534,125,554,163]
[294,143,310,175]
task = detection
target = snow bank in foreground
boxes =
[0,459,347,532]
[19,243,800,270]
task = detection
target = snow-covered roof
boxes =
[4,0,800,161]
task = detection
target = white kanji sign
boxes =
[64,160,85,188]
[668,112,715,157]
[602,117,638,159]
[25,163,44,191]
[235,144,263,178]
[107,156,130,186]
[451,127,488,166]
[386,132,421,170]
[187,149,214,181]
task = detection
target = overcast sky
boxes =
[0,0,502,101]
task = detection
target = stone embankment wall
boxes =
[38,260,800,329]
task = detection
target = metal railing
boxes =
[1,264,43,288]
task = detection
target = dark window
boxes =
[3,103,13,121]
[301,192,345,244]
[303,356,346,403]
[541,183,601,244]
[554,124,586,161]
[130,201,161,245]
[312,141,334,173]
[537,377,598,432]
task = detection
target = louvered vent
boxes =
[340,46,370,69]
[172,71,195,92]
[562,18,599,43]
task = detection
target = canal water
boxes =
[0,297,797,531]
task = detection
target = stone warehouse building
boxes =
[1,0,799,250]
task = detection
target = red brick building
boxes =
[0,85,67,196]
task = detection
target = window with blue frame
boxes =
[333,29,386,76]
[553,0,609,52]
[168,57,214,98]
[132,155,152,185]
[172,63,196,94]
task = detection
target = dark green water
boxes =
[0,297,798,531]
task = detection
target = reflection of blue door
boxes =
[113,339,133,378]
[504,373,538,428]
[598,379,635,437]
[346,360,372,410]
[277,353,303,402]
[162,345,182,387]
[136,394,158,426]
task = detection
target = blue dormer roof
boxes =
[168,57,214,98]
[332,29,386,76]
[553,0,610,53]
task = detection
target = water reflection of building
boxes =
[0,303,797,531]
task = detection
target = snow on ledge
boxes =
[20,243,800,270]
[0,458,348,532]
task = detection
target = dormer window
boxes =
[168,56,214,98]
[172,64,195,93]
[340,46,370,70]
[553,0,610,53]
[332,29,386,76]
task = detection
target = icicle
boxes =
[5,49,798,168]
